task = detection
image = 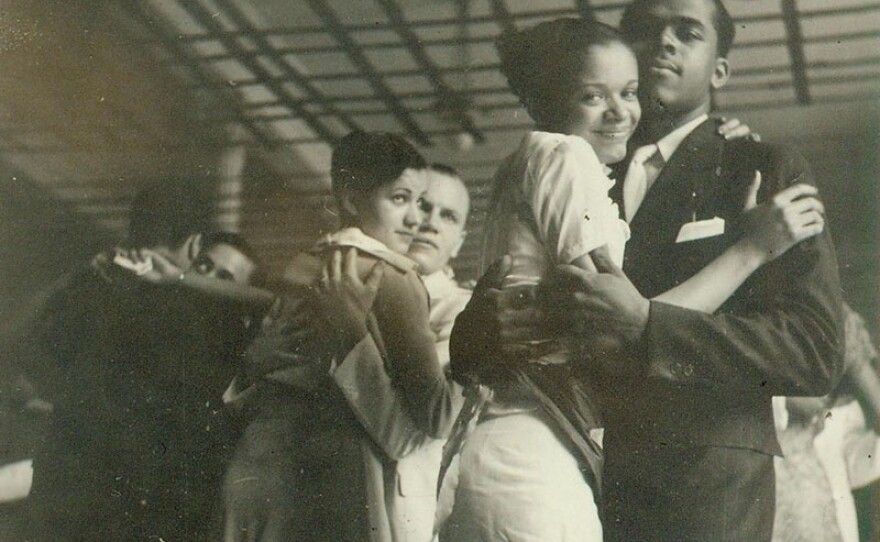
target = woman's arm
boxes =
[653,174,825,313]
[126,248,276,311]
[313,248,457,439]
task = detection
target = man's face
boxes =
[191,243,257,285]
[407,171,470,276]
[625,0,728,118]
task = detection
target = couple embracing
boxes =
[441,1,843,541]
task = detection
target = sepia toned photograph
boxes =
[1,0,878,540]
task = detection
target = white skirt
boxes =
[441,410,602,542]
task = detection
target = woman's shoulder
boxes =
[523,131,601,170]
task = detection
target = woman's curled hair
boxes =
[496,18,629,126]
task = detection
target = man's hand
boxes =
[313,248,385,348]
[473,256,557,360]
[548,249,649,361]
[450,256,518,384]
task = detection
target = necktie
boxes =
[623,144,661,222]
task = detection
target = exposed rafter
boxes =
[575,0,595,20]
[781,0,811,104]
[488,0,517,35]
[211,0,362,136]
[177,0,339,143]
[117,1,274,148]
[304,0,431,146]
[374,0,485,144]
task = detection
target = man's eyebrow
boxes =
[673,16,706,29]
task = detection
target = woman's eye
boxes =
[622,89,639,101]
[392,194,408,203]
[441,211,458,224]
[582,93,604,104]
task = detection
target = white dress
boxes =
[482,130,629,287]
[442,132,624,542]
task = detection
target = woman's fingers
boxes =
[744,171,761,210]
[331,249,343,283]
[363,261,385,292]
[475,255,513,295]
[344,248,359,282]
[772,183,818,206]
[320,259,330,289]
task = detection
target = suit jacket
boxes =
[601,118,845,454]
[332,269,470,542]
[30,269,246,541]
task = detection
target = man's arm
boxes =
[646,144,844,395]
[559,145,844,396]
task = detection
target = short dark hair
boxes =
[330,131,426,225]
[199,231,266,286]
[427,163,461,179]
[496,18,631,127]
[620,0,736,57]
[128,179,212,248]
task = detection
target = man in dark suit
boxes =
[566,0,844,540]
[27,182,259,541]
[450,1,844,540]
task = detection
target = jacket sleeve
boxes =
[370,269,458,439]
[643,143,845,396]
[449,281,502,386]
[331,335,428,460]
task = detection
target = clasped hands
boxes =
[479,249,649,375]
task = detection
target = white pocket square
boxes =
[675,217,725,243]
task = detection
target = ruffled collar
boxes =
[312,227,417,273]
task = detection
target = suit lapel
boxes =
[630,120,724,232]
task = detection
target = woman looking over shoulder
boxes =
[442,18,825,542]
[222,131,457,542]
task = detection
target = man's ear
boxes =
[711,57,730,90]
[449,230,467,259]
[183,233,203,263]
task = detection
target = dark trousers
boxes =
[603,443,775,542]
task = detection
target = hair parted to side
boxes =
[620,0,735,57]
[330,131,426,225]
[496,18,630,127]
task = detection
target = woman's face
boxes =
[554,42,641,165]
[354,167,428,254]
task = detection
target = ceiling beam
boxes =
[116,1,274,148]
[166,25,878,58]
[781,0,811,104]
[489,0,517,34]
[211,0,361,136]
[575,0,595,20]
[305,0,432,146]
[176,0,340,143]
[374,0,485,143]
[146,2,880,45]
